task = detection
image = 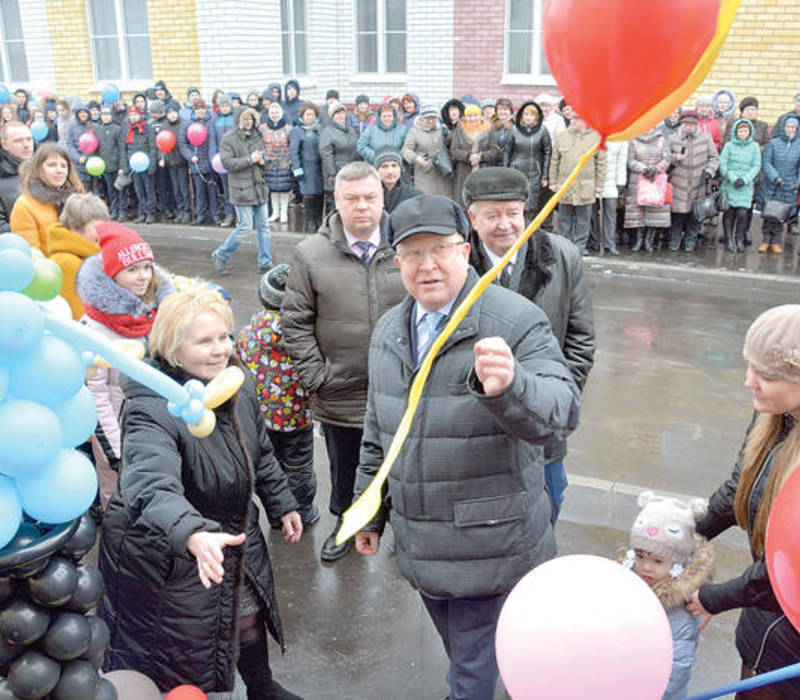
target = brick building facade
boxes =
[7,0,799,124]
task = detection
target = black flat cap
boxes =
[462,167,529,208]
[387,195,470,248]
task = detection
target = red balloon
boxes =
[543,0,735,138]
[78,132,99,155]
[186,123,207,148]
[766,463,800,634]
[165,685,207,700]
[156,129,177,154]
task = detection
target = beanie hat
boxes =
[739,96,759,112]
[786,116,800,130]
[374,146,403,168]
[679,109,699,124]
[464,104,481,117]
[187,86,200,98]
[149,99,165,114]
[743,305,800,383]
[98,222,154,279]
[630,491,708,565]
[87,100,101,111]
[355,94,370,106]
[480,98,496,109]
[419,104,439,118]
[100,106,112,115]
[328,100,346,118]
[259,264,290,310]
[326,89,340,101]
[217,94,231,107]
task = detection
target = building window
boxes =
[0,0,29,83]
[87,0,153,83]
[505,0,550,78]
[355,0,406,74]
[281,0,307,75]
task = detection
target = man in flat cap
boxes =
[353,194,580,700]
[464,166,595,522]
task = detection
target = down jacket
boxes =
[504,101,552,212]
[289,120,323,196]
[401,117,452,197]
[95,120,123,173]
[179,111,219,175]
[281,211,406,427]
[356,110,408,165]
[219,107,268,207]
[0,147,23,233]
[696,413,800,697]
[261,113,293,193]
[353,268,580,599]
[319,119,359,192]
[98,361,298,692]
[761,124,800,214]
[719,119,761,209]
[468,231,594,463]
[624,129,672,229]
[667,128,719,214]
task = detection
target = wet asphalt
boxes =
[137,216,799,699]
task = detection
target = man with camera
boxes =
[212,106,272,275]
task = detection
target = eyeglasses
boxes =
[396,240,465,264]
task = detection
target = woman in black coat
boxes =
[318,102,358,213]
[503,100,551,221]
[98,287,303,698]
[688,304,800,698]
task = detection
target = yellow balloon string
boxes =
[336,141,600,545]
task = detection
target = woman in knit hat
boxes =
[687,305,800,697]
[75,221,175,508]
[401,103,452,197]
[347,93,375,137]
[759,116,800,253]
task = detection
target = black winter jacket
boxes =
[697,412,800,696]
[98,360,298,692]
[95,121,123,173]
[0,148,22,232]
[319,120,358,192]
[383,181,422,213]
[504,101,552,212]
[121,121,157,176]
[161,119,187,168]
[468,231,595,462]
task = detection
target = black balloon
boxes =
[65,567,102,614]
[42,613,91,661]
[0,525,47,579]
[81,617,109,663]
[92,678,117,700]
[0,677,24,699]
[0,580,15,607]
[7,650,60,699]
[51,660,98,700]
[59,517,97,563]
[0,600,50,646]
[27,558,78,608]
[0,635,24,673]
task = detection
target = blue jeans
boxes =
[132,172,155,215]
[421,592,508,700]
[545,458,568,523]
[215,202,271,269]
[558,202,592,251]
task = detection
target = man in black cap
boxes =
[353,194,579,700]
[374,146,421,213]
[463,166,595,522]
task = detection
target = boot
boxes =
[269,192,280,222]
[631,229,644,252]
[279,192,289,224]
[736,233,746,253]
[643,228,655,253]
[237,635,303,700]
[320,515,349,562]
[724,230,736,253]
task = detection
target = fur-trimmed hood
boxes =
[652,535,714,612]
[76,253,175,316]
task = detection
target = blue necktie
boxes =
[418,311,444,360]
[354,240,372,265]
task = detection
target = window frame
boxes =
[0,0,29,84]
[281,0,308,77]
[353,0,407,77]
[85,0,153,90]
[502,0,555,86]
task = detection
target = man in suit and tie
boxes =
[464,167,595,522]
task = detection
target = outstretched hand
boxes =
[186,531,246,589]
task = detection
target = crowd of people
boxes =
[2,81,800,269]
[2,76,800,700]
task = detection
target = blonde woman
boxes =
[688,304,800,698]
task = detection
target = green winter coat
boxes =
[719,119,761,209]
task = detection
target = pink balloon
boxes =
[496,555,672,700]
[79,132,99,155]
[211,153,226,175]
[187,123,207,147]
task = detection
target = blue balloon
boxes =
[30,121,49,143]
[0,366,7,403]
[16,449,98,524]
[54,386,97,448]
[0,398,62,478]
[0,475,21,548]
[0,84,9,104]
[129,151,150,173]
[9,334,84,407]
[0,233,31,255]
[0,292,45,361]
[184,379,205,399]
[0,249,34,292]
[100,83,120,105]
[182,397,205,424]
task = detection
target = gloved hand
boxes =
[643,167,656,181]
[775,177,784,188]
[734,178,745,189]
[702,171,712,184]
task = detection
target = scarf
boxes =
[126,118,145,144]
[83,303,156,338]
[266,116,286,130]
[27,177,78,210]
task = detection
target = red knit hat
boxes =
[97,222,154,278]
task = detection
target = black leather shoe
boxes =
[320,517,349,562]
